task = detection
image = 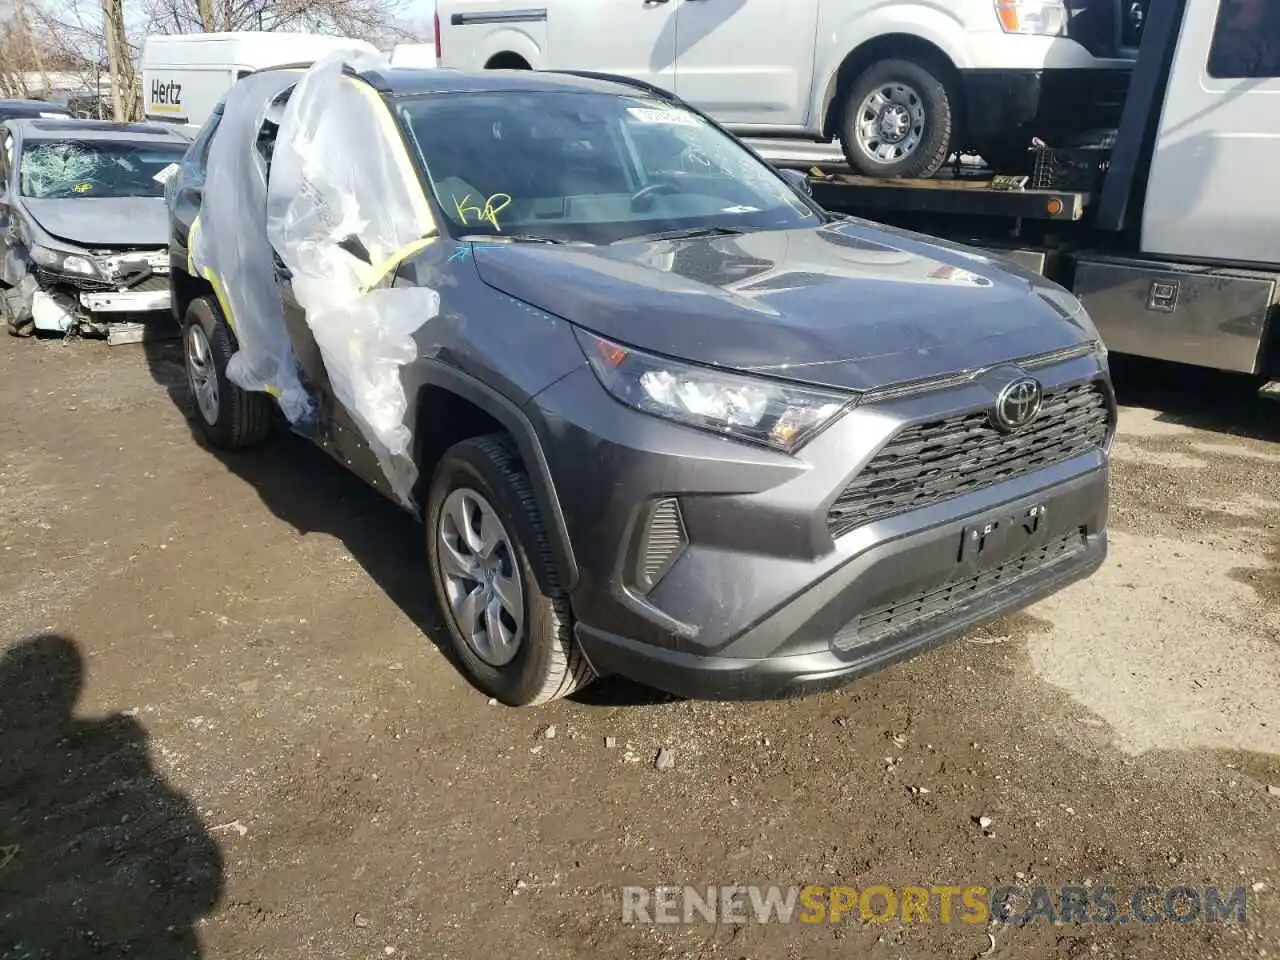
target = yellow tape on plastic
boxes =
[362,235,438,293]
[187,215,282,398]
[186,214,201,277]
[341,75,436,235]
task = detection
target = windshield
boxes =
[19,140,186,199]
[395,90,819,244]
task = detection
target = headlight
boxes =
[575,329,852,452]
[29,245,98,276]
[994,0,1066,35]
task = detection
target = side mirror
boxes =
[778,167,813,197]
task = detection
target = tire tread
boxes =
[187,296,273,449]
[841,56,955,180]
[436,434,593,705]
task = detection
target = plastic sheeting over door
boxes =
[188,51,442,509]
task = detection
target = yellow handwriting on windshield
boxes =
[452,193,511,231]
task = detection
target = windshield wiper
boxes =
[459,233,565,245]
[626,226,746,243]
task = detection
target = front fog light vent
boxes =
[636,498,688,593]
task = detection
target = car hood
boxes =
[470,221,1098,391]
[21,197,169,249]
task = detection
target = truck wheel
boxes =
[426,434,594,706]
[840,58,956,179]
[182,295,273,449]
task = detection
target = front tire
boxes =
[426,434,594,706]
[840,57,956,179]
[182,295,273,449]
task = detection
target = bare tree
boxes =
[0,0,95,102]
[102,0,138,119]
[141,0,418,44]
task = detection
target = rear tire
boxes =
[1,284,33,337]
[182,295,273,449]
[840,57,956,179]
[426,434,594,706]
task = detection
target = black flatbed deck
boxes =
[806,170,1093,223]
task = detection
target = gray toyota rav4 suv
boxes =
[166,64,1113,706]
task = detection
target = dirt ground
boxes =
[0,332,1277,960]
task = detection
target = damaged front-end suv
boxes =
[167,56,1113,707]
[0,118,189,339]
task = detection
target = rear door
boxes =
[0,128,17,286]
[169,104,222,261]
[544,0,677,90]
[1141,0,1280,264]
[672,0,819,128]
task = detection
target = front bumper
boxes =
[577,478,1106,701]
[530,350,1112,701]
[959,68,1133,143]
[79,287,171,313]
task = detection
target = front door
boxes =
[1142,0,1280,264]
[251,107,388,493]
[672,0,820,128]
[545,0,678,91]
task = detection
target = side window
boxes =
[1207,0,1280,79]
[182,109,222,186]
[197,113,221,168]
[254,92,291,178]
[254,117,278,173]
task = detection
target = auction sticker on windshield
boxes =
[627,107,698,126]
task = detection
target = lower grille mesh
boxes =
[636,498,687,592]
[833,529,1087,652]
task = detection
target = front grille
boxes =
[34,268,169,293]
[827,382,1109,538]
[35,267,112,291]
[833,529,1086,651]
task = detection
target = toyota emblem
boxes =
[991,377,1043,432]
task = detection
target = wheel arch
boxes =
[411,364,579,594]
[468,26,544,71]
[820,33,962,141]
[172,266,215,327]
[485,51,532,69]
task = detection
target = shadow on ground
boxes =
[142,338,671,707]
[1110,354,1280,442]
[0,633,224,959]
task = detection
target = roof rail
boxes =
[242,60,363,79]
[539,69,682,105]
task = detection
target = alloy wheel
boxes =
[437,487,525,667]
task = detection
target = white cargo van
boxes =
[141,31,380,129]
[389,42,439,69]
[434,0,1147,179]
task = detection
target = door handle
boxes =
[643,0,670,5]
